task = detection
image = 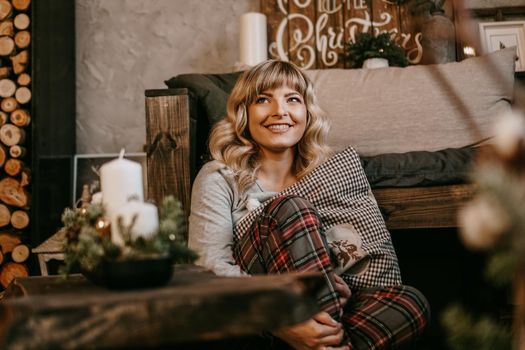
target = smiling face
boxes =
[247,85,307,158]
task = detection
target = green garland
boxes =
[59,196,197,276]
[344,32,408,68]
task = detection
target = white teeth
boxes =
[267,124,290,131]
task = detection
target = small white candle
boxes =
[115,200,159,240]
[100,149,144,245]
[239,12,267,66]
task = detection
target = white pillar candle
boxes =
[115,200,159,240]
[100,150,144,245]
[91,192,103,204]
[239,12,268,66]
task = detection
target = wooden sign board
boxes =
[261,0,445,69]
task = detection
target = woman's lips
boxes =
[265,124,293,132]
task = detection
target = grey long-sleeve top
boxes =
[188,161,275,276]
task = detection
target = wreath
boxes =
[59,196,198,277]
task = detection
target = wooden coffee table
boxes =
[0,265,323,349]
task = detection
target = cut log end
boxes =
[15,87,31,104]
[16,73,30,86]
[20,169,30,187]
[11,244,29,263]
[0,262,28,289]
[0,0,12,22]
[9,145,25,158]
[12,0,30,11]
[10,50,28,74]
[5,158,23,176]
[14,30,30,49]
[0,79,16,98]
[0,203,9,227]
[0,67,11,79]
[10,109,30,127]
[11,210,28,229]
[14,13,30,30]
[0,111,6,126]
[0,177,29,207]
[0,124,25,146]
[0,232,22,254]
[0,36,14,56]
[1,97,17,112]
[0,19,13,36]
[0,143,5,167]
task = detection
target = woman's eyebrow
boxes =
[257,91,301,97]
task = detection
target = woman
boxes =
[189,60,429,349]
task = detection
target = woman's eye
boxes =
[255,97,269,104]
[288,96,302,103]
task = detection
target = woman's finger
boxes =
[333,275,351,298]
[313,311,339,327]
[333,274,351,306]
[317,328,345,346]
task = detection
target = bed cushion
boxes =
[361,146,478,188]
[306,48,516,156]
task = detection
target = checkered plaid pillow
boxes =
[234,147,402,289]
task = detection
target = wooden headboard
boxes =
[261,0,457,69]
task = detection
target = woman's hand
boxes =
[333,274,351,306]
[272,311,349,350]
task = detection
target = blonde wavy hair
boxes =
[209,60,332,193]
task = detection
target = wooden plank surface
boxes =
[288,0,317,68]
[0,266,324,349]
[371,0,400,35]
[261,0,289,61]
[344,0,373,38]
[145,89,191,221]
[316,0,345,68]
[373,184,475,229]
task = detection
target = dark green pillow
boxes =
[165,72,243,125]
[360,146,478,188]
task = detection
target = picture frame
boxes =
[479,21,525,72]
[72,152,147,207]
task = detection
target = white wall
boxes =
[76,0,258,154]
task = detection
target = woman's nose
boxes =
[272,99,287,117]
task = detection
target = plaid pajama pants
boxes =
[233,195,430,349]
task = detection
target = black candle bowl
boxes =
[81,256,173,289]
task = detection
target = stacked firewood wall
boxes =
[0,0,31,290]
